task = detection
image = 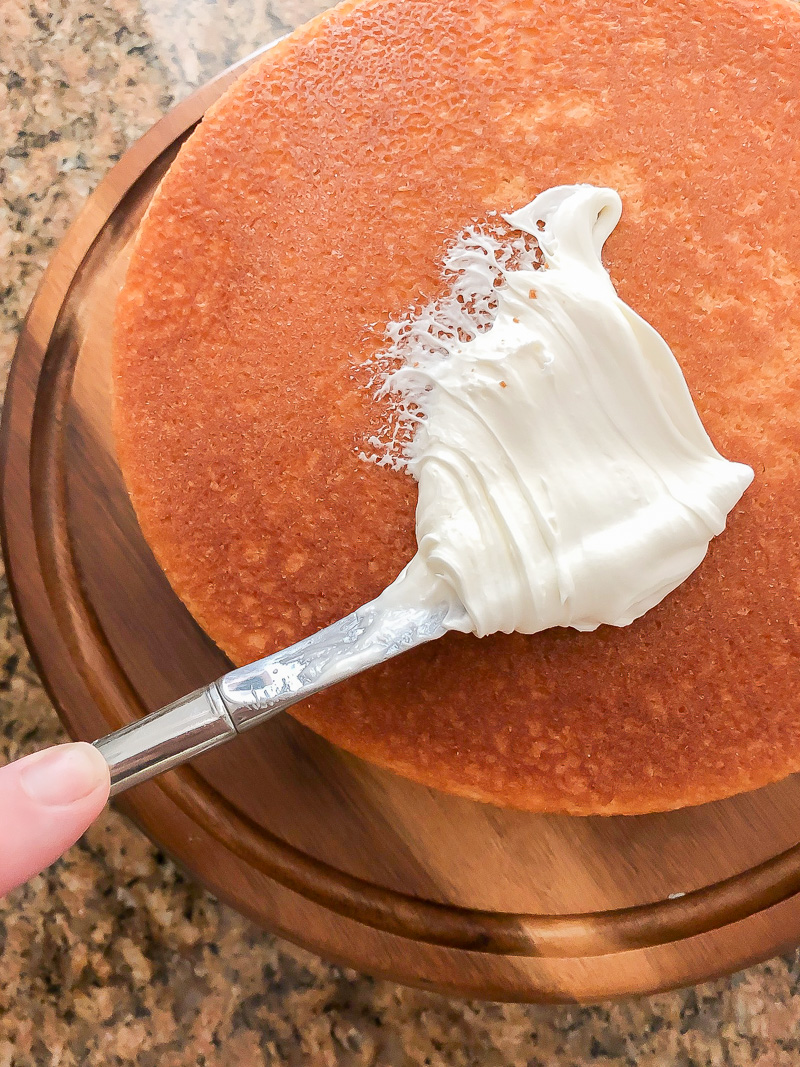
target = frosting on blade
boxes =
[379,185,753,638]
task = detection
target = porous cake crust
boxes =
[114,0,800,814]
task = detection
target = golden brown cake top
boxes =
[114,0,800,813]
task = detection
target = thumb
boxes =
[0,742,110,898]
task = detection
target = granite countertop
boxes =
[2,1,800,1064]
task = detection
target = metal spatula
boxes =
[94,591,453,796]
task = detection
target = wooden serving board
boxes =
[5,50,800,1003]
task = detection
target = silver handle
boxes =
[94,685,236,797]
[93,589,452,796]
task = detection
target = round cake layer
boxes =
[114,0,800,814]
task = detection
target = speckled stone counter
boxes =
[2,2,800,1064]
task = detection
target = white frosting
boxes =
[375,184,753,638]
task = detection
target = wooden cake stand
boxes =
[4,50,800,1003]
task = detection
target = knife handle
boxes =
[93,685,235,797]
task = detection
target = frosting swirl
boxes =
[380,185,753,637]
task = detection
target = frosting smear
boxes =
[377,185,753,638]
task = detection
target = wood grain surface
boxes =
[4,49,800,1002]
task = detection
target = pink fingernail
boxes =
[19,744,109,806]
